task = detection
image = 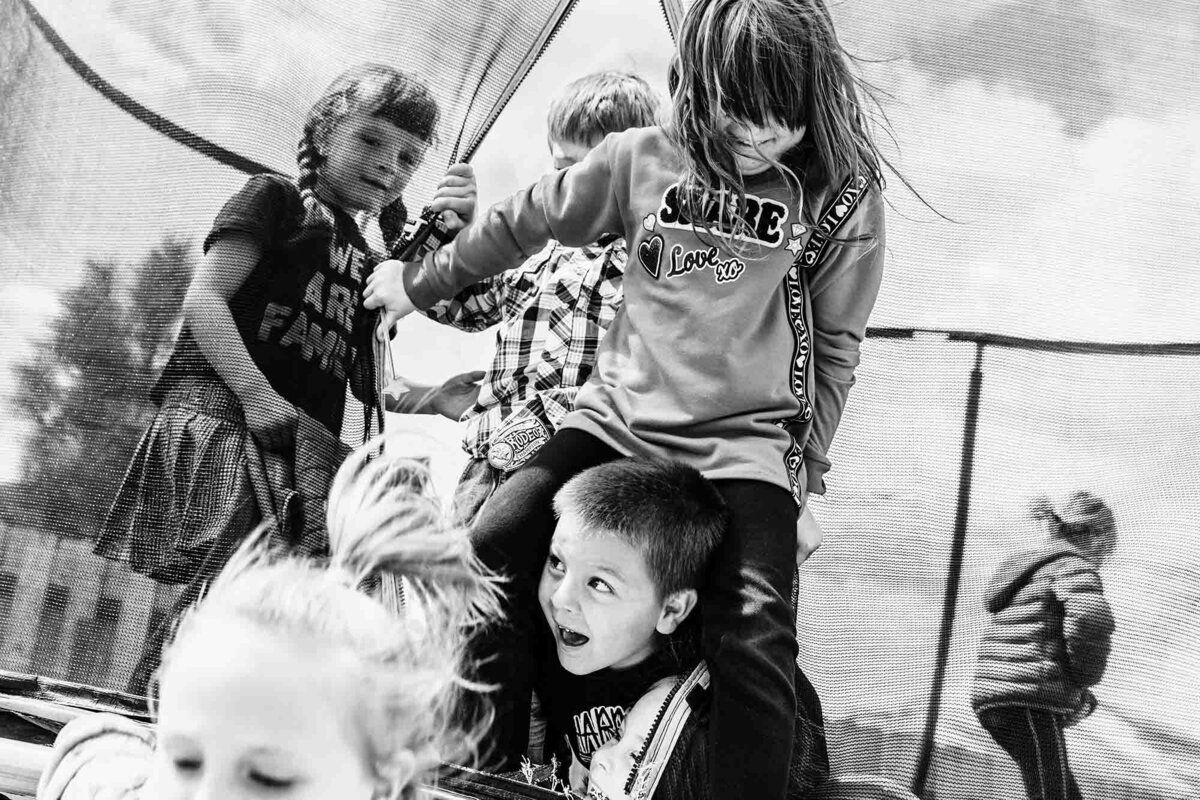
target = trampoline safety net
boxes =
[1,0,1197,798]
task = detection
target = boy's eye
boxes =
[588,578,614,594]
[360,134,381,146]
[172,757,201,773]
[547,554,564,572]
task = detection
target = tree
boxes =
[11,237,195,537]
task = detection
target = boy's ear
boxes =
[656,588,698,635]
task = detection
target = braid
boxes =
[297,120,336,231]
[378,198,410,255]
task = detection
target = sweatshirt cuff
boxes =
[803,450,831,497]
[402,250,448,311]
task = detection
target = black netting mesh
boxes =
[1,0,1197,798]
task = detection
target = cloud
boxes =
[865,63,1200,342]
[906,2,1116,137]
[836,0,1200,131]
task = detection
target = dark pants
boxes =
[469,428,799,800]
[979,707,1082,800]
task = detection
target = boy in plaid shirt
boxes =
[387,71,661,525]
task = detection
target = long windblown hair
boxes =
[156,443,501,800]
[667,0,888,244]
[296,63,441,244]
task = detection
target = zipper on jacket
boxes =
[622,675,685,796]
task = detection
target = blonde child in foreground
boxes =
[37,445,500,800]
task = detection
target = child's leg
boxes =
[469,428,621,770]
[704,479,799,800]
[793,665,831,793]
[979,707,1083,800]
[449,457,505,528]
[126,502,253,696]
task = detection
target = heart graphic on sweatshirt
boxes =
[638,234,664,279]
[642,213,657,231]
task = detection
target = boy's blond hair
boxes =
[547,70,662,146]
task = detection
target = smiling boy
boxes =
[532,458,728,790]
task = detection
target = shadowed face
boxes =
[720,114,807,176]
[549,136,597,171]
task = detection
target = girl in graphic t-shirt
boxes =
[365,2,895,797]
[97,63,475,611]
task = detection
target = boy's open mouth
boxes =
[361,176,389,191]
[557,625,589,647]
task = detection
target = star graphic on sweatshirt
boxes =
[785,223,807,256]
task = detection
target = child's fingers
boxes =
[376,312,398,343]
[795,508,823,567]
[439,211,467,232]
[363,283,382,309]
[428,191,476,213]
[436,174,476,190]
[442,162,475,179]
[432,186,476,202]
[368,259,403,282]
[364,260,402,308]
[427,198,474,220]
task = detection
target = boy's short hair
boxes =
[553,459,728,597]
[547,71,662,146]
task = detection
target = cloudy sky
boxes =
[3,0,1196,502]
[1,0,1198,786]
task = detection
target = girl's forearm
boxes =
[182,287,274,402]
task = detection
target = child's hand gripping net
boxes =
[365,208,453,342]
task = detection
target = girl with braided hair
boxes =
[96,64,476,686]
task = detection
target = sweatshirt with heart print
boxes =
[403,126,884,501]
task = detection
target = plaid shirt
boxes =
[425,235,625,471]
